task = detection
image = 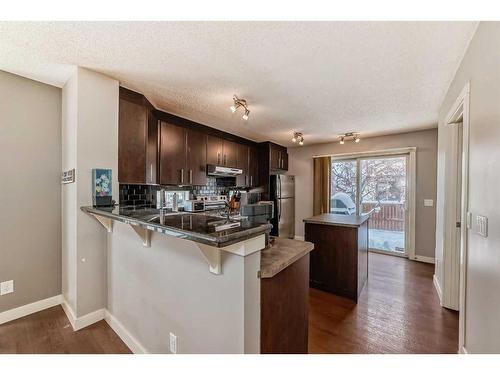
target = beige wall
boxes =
[107,223,261,353]
[62,67,119,317]
[288,128,438,258]
[437,22,500,353]
[0,70,62,312]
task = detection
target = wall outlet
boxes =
[423,199,434,207]
[476,215,488,237]
[169,332,178,354]
[0,280,14,296]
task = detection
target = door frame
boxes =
[444,82,470,353]
[327,147,416,260]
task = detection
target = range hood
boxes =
[207,165,243,177]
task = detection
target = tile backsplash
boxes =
[119,177,233,207]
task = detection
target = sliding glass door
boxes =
[331,154,409,256]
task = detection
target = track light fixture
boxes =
[338,132,360,144]
[230,95,250,120]
[292,132,304,146]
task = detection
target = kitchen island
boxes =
[304,213,369,302]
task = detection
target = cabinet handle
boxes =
[217,152,220,165]
[224,154,227,165]
[180,169,184,184]
[189,170,193,184]
[245,175,247,186]
[150,164,153,181]
[250,176,253,186]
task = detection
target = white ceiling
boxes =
[0,21,477,146]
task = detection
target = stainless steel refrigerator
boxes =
[270,174,295,238]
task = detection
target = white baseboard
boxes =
[413,255,435,264]
[459,346,468,354]
[61,300,105,331]
[1,296,143,354]
[0,294,63,325]
[104,310,147,354]
[294,235,304,241]
[433,274,443,306]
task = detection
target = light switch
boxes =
[476,215,488,237]
[424,199,434,207]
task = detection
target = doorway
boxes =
[330,149,416,258]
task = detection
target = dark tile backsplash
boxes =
[119,177,233,207]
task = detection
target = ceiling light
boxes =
[242,109,250,121]
[293,132,304,146]
[230,95,250,120]
[339,132,360,144]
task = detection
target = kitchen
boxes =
[77,85,314,353]
[2,19,490,360]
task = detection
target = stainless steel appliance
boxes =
[206,165,243,177]
[184,200,205,212]
[197,195,228,210]
[269,175,295,238]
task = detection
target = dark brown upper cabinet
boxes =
[206,135,238,168]
[223,140,238,167]
[118,88,158,184]
[236,143,249,187]
[186,129,207,185]
[159,121,187,185]
[248,146,259,188]
[207,135,223,166]
[159,122,208,186]
[269,143,288,171]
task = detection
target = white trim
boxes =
[104,310,148,354]
[294,235,304,241]
[442,82,470,350]
[413,255,435,264]
[317,146,417,160]
[61,299,105,331]
[459,346,469,354]
[0,295,63,325]
[433,274,443,306]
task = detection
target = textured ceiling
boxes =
[0,21,477,146]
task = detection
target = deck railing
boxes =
[362,201,405,231]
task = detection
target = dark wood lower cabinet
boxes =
[305,221,368,302]
[260,254,310,354]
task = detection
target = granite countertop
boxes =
[303,213,369,227]
[81,205,272,248]
[260,238,314,278]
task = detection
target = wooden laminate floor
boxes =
[308,252,459,354]
[0,305,131,354]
